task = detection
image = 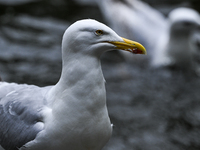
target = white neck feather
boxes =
[47,54,106,114]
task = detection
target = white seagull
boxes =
[96,0,200,70]
[152,7,200,69]
[0,19,146,150]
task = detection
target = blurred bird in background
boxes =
[96,0,200,73]
[152,7,200,71]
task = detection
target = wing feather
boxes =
[0,83,51,150]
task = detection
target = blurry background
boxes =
[0,0,200,150]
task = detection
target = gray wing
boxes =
[0,83,51,150]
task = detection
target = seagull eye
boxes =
[95,30,104,35]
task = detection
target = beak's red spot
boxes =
[132,48,143,54]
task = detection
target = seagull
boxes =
[96,0,200,70]
[0,19,146,150]
[152,7,200,69]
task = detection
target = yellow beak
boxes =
[109,37,147,55]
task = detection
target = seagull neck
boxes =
[48,55,106,107]
[61,54,103,83]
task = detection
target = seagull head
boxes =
[61,19,146,57]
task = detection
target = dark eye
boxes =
[95,30,104,35]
